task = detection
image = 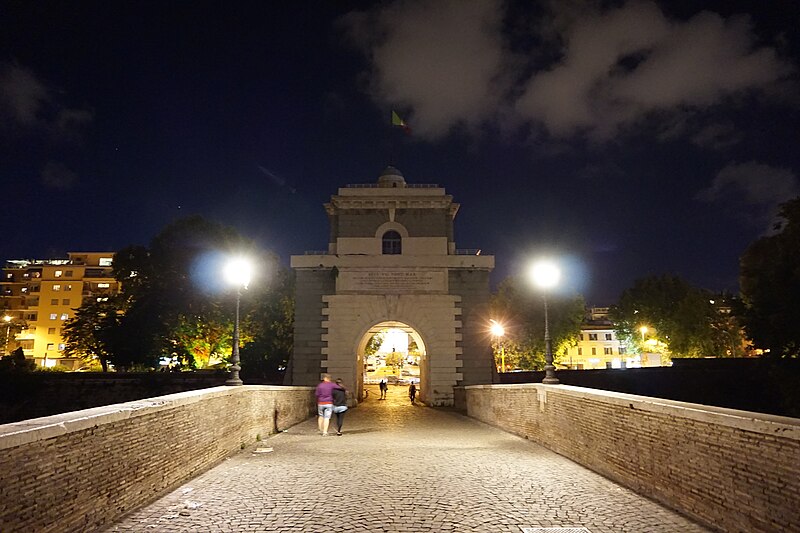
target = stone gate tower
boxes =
[289,167,494,406]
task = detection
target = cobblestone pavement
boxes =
[108,386,709,533]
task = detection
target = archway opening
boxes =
[357,321,427,402]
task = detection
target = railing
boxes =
[454,249,483,255]
[343,183,439,188]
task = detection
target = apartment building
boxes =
[562,307,645,370]
[1,252,118,369]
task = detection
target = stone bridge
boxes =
[1,384,797,532]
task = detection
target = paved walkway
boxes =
[108,386,709,532]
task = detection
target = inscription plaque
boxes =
[338,269,447,293]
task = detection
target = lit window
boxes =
[588,333,598,340]
[60,313,69,320]
[99,257,113,266]
[53,284,61,292]
[5,273,10,279]
[605,333,613,340]
[382,231,402,255]
[21,287,28,293]
[58,343,65,351]
[55,270,63,277]
[49,313,57,320]
[43,358,56,368]
[47,343,55,350]
[98,283,110,288]
[64,284,72,292]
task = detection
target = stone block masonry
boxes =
[460,384,800,533]
[0,385,315,533]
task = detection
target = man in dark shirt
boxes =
[332,378,348,436]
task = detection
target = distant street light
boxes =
[223,257,253,386]
[490,320,506,373]
[529,260,561,384]
[639,325,648,343]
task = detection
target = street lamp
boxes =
[490,320,506,373]
[529,260,560,384]
[3,315,11,356]
[639,325,648,343]
[223,257,252,386]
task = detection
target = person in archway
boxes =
[379,379,387,400]
[332,378,348,436]
[315,373,337,436]
[409,382,417,404]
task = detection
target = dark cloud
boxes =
[0,63,50,127]
[341,0,508,139]
[343,1,795,144]
[0,61,92,141]
[40,161,78,190]
[696,161,798,228]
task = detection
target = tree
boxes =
[490,276,585,370]
[0,347,35,373]
[740,197,800,357]
[64,216,283,371]
[62,296,125,371]
[609,275,734,358]
[239,255,295,381]
[364,331,385,357]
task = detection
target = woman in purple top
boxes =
[315,373,338,436]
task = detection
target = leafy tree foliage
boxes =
[0,347,35,373]
[239,261,294,381]
[363,331,385,357]
[65,216,294,374]
[62,296,125,371]
[490,276,585,370]
[740,197,800,357]
[609,275,740,358]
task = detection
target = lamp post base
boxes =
[542,376,560,384]
[225,377,244,386]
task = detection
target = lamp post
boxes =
[490,320,505,373]
[3,315,11,356]
[224,257,252,386]
[530,260,560,384]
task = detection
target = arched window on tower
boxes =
[382,230,402,255]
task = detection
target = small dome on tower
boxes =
[378,166,406,188]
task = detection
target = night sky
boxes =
[2,1,799,304]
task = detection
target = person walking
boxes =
[332,378,348,436]
[379,379,387,400]
[409,382,417,404]
[315,373,337,436]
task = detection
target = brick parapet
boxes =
[461,383,800,532]
[0,385,315,532]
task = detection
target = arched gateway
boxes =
[288,167,494,406]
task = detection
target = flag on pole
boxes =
[391,110,411,134]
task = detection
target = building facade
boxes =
[289,167,494,406]
[562,307,658,369]
[1,252,118,369]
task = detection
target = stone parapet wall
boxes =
[461,384,800,533]
[0,385,315,533]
